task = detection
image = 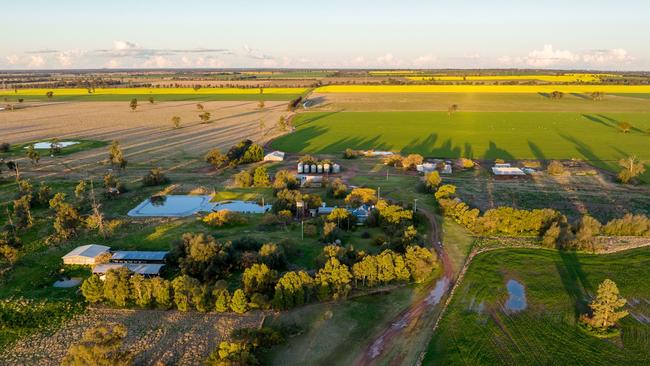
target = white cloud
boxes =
[413,54,437,67]
[114,40,139,51]
[524,45,579,67]
[28,55,46,68]
[141,56,174,68]
[56,49,85,67]
[243,45,273,60]
[105,59,121,68]
[5,55,19,65]
[582,49,632,64]
[499,45,635,69]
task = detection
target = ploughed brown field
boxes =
[2,101,288,180]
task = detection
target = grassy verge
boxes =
[262,285,416,365]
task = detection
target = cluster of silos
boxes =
[297,161,341,174]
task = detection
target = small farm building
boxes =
[111,251,168,263]
[264,151,285,162]
[62,244,110,265]
[492,164,526,177]
[93,263,165,277]
[298,175,323,187]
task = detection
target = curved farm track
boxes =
[355,208,455,366]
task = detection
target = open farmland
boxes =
[271,111,650,180]
[0,87,306,102]
[307,92,650,112]
[1,100,289,180]
[425,247,650,365]
[315,85,650,94]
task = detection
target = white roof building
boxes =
[263,151,285,162]
[93,263,165,277]
[111,251,168,263]
[492,166,526,176]
[62,244,110,265]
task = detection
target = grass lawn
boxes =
[272,111,650,181]
[262,285,417,365]
[425,247,650,365]
[441,218,476,275]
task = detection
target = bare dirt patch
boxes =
[0,308,264,366]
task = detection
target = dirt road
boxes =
[354,208,454,366]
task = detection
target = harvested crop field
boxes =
[1,101,289,180]
[0,308,264,366]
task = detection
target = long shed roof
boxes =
[93,263,165,275]
[111,251,168,261]
[62,244,110,259]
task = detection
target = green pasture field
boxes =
[425,247,650,365]
[1,93,301,102]
[271,111,650,181]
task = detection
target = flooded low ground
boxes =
[505,279,527,312]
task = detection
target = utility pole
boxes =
[413,198,418,213]
[301,220,304,240]
[377,186,381,201]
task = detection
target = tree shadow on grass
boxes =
[483,141,514,161]
[527,141,547,161]
[555,250,592,318]
[570,93,591,100]
[581,114,614,129]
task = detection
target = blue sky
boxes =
[3,0,649,70]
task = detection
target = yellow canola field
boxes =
[315,85,650,94]
[0,87,306,96]
[406,74,617,83]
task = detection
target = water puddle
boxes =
[425,277,450,305]
[505,279,527,313]
[27,141,79,149]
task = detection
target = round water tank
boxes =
[332,164,341,173]
[323,163,331,173]
[311,164,317,173]
[297,162,303,174]
[317,164,323,173]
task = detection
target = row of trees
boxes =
[435,184,650,250]
[81,269,253,314]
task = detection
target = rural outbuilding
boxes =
[492,163,526,177]
[93,263,165,277]
[111,251,169,263]
[62,244,110,265]
[264,150,285,162]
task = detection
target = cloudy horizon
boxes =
[3,0,649,71]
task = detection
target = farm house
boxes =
[263,150,285,162]
[62,244,110,265]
